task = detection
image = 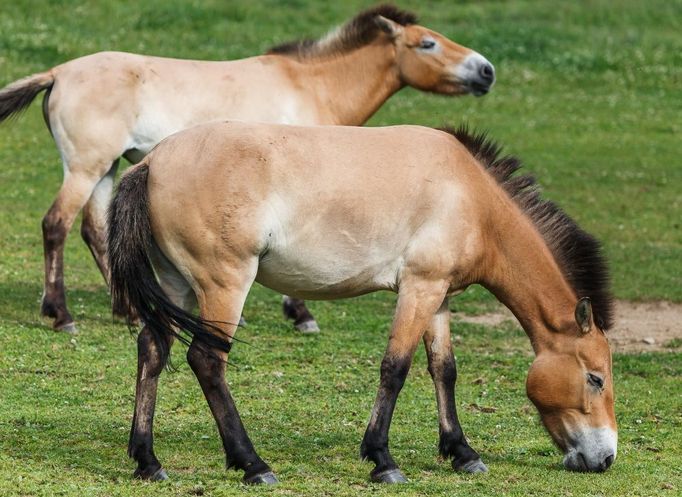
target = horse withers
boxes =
[0,4,495,333]
[108,121,617,483]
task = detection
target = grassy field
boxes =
[0,1,680,496]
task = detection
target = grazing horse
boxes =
[0,4,495,333]
[108,121,617,484]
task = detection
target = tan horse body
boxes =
[108,121,617,483]
[0,5,494,332]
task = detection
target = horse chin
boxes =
[468,83,490,97]
[438,79,490,97]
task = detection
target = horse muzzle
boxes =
[453,53,496,96]
[562,427,617,473]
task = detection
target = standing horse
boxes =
[0,4,495,333]
[108,121,617,483]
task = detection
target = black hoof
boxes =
[371,468,407,483]
[134,467,168,481]
[243,471,278,485]
[453,458,488,473]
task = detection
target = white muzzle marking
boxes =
[453,52,496,96]
[563,427,617,472]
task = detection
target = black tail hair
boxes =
[107,162,234,357]
[0,72,54,123]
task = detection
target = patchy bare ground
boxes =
[453,300,682,354]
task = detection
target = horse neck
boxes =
[480,200,578,353]
[293,42,403,125]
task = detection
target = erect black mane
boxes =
[440,125,614,331]
[267,4,417,60]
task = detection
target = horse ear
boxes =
[375,15,403,38]
[575,297,593,334]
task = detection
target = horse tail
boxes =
[0,71,54,123]
[107,161,233,355]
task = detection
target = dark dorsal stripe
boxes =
[440,125,614,331]
[267,4,417,60]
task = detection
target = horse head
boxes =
[526,298,617,472]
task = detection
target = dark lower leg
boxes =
[41,210,73,330]
[424,336,483,470]
[429,356,482,466]
[186,341,270,479]
[360,355,410,479]
[41,172,102,331]
[360,279,448,482]
[129,326,172,479]
[282,296,318,331]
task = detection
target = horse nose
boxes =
[478,62,495,84]
[601,454,615,472]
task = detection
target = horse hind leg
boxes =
[423,298,487,473]
[80,160,118,280]
[282,296,319,332]
[80,159,135,320]
[128,249,193,480]
[41,166,112,332]
[129,325,173,481]
[186,259,276,484]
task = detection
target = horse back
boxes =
[46,52,310,158]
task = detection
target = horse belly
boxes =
[255,242,402,300]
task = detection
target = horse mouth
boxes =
[444,77,492,97]
[468,81,491,97]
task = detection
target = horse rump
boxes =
[107,162,233,356]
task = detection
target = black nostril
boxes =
[479,63,495,82]
[603,454,614,470]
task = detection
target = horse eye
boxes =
[419,39,436,50]
[587,373,604,389]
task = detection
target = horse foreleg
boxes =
[423,298,487,473]
[360,278,448,483]
[41,171,103,332]
[129,326,173,481]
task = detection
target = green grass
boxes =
[0,1,680,496]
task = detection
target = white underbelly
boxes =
[255,245,402,300]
